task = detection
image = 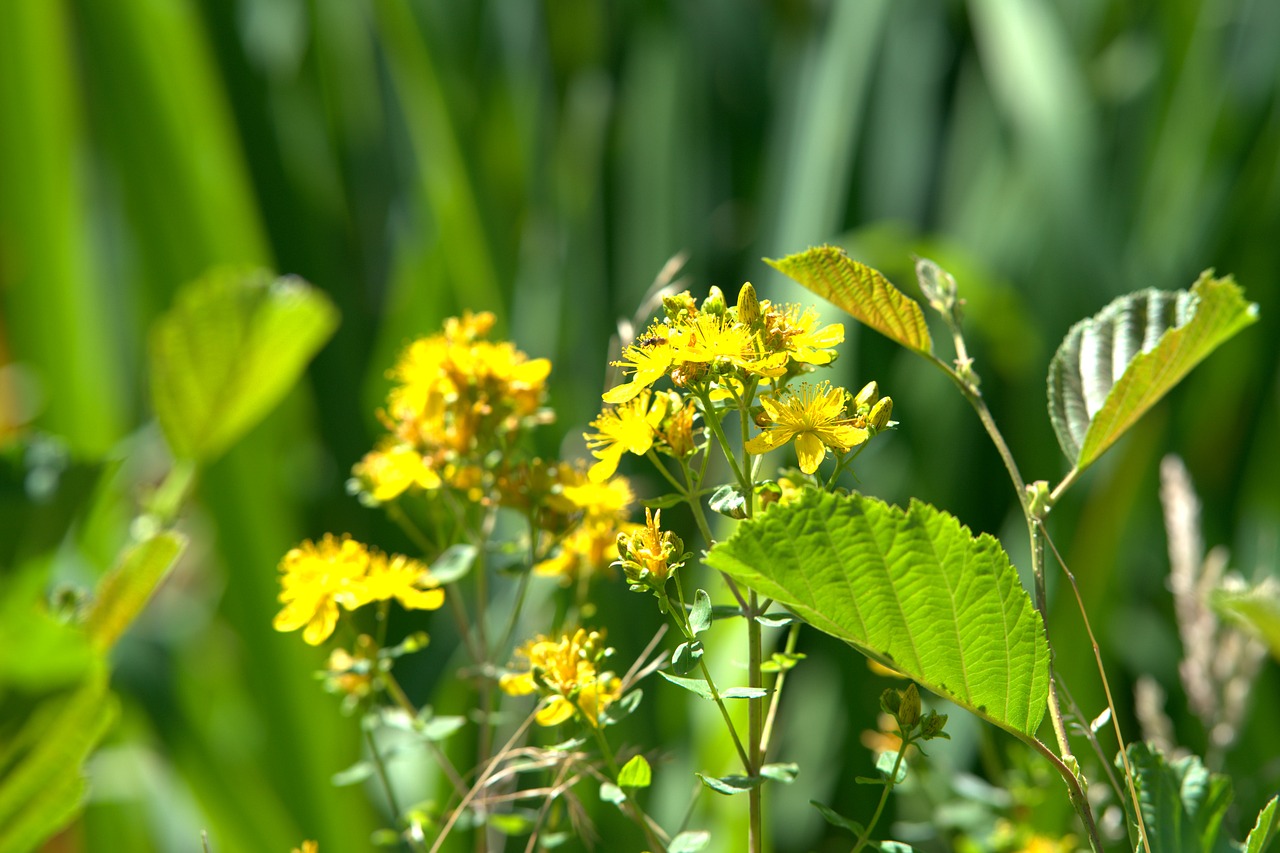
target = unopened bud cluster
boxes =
[615,509,689,593]
[880,683,949,743]
[851,381,895,432]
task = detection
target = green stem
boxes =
[850,740,909,853]
[364,726,427,853]
[588,723,667,852]
[748,591,764,853]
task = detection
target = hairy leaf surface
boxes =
[1047,273,1256,470]
[705,490,1049,737]
[767,246,932,355]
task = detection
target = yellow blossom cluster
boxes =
[532,467,642,585]
[500,628,621,727]
[351,311,551,503]
[273,534,444,645]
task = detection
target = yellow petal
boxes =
[499,672,537,696]
[536,697,577,727]
[794,433,826,474]
[396,587,445,611]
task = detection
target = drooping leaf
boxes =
[697,773,762,796]
[668,831,711,853]
[1243,796,1278,853]
[1121,742,1233,853]
[767,246,932,356]
[1212,581,1280,661]
[82,531,186,651]
[149,268,339,462]
[1047,273,1257,471]
[617,754,652,788]
[704,490,1050,738]
[760,763,800,784]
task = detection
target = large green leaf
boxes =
[1211,580,1280,661]
[149,268,339,462]
[1047,273,1257,471]
[83,531,187,652]
[1121,743,1234,853]
[704,490,1049,737]
[767,246,933,356]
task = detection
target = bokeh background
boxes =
[3,0,1279,850]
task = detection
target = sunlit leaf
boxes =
[705,490,1050,738]
[690,589,712,635]
[1047,273,1257,470]
[83,531,186,651]
[668,831,711,853]
[1243,796,1278,853]
[150,268,339,462]
[617,754,652,788]
[1212,581,1280,661]
[760,763,799,784]
[697,773,761,796]
[767,246,932,356]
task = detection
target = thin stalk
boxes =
[747,591,764,853]
[760,622,800,754]
[364,726,427,853]
[850,741,909,853]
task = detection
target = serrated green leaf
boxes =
[704,490,1050,738]
[767,246,932,355]
[1047,273,1257,471]
[697,773,762,796]
[149,268,339,462]
[1212,581,1280,661]
[617,754,652,788]
[598,781,626,805]
[1243,796,1278,853]
[82,531,186,651]
[668,831,711,853]
[1121,742,1233,853]
[670,829,711,850]
[760,762,799,783]
[690,589,712,635]
[810,800,866,836]
[430,544,478,584]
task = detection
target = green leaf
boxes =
[721,687,770,699]
[704,490,1050,738]
[810,800,866,836]
[1121,743,1233,853]
[430,544,478,584]
[418,716,466,743]
[875,751,908,784]
[598,782,626,805]
[1212,581,1280,661]
[668,831,711,853]
[658,671,714,699]
[149,268,339,462]
[617,754,652,788]
[642,492,687,510]
[82,531,186,651]
[690,589,712,635]
[709,484,749,519]
[760,763,799,784]
[671,641,703,675]
[330,761,375,787]
[601,689,643,725]
[1047,273,1257,471]
[487,812,535,836]
[697,773,762,796]
[767,246,932,356]
[0,671,117,853]
[1243,796,1278,853]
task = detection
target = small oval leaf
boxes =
[767,246,932,355]
[1047,272,1257,471]
[617,754,652,789]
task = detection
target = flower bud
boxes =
[702,286,727,317]
[853,381,879,411]
[867,396,893,430]
[662,399,698,458]
[921,710,949,740]
[662,291,697,321]
[898,683,921,729]
[737,282,761,324]
[879,687,901,717]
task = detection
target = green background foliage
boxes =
[2,1,1278,850]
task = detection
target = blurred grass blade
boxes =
[150,268,339,462]
[83,531,187,651]
[0,672,117,853]
[768,246,933,356]
[1047,272,1257,471]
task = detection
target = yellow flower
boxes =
[273,535,444,645]
[534,471,639,584]
[273,535,371,645]
[500,629,621,727]
[352,444,442,502]
[291,841,318,853]
[361,552,445,612]
[584,389,671,482]
[603,329,674,404]
[668,312,753,365]
[769,304,844,366]
[743,382,868,474]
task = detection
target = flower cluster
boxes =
[273,534,444,645]
[533,466,642,586]
[615,508,687,593]
[500,628,621,727]
[350,311,552,503]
